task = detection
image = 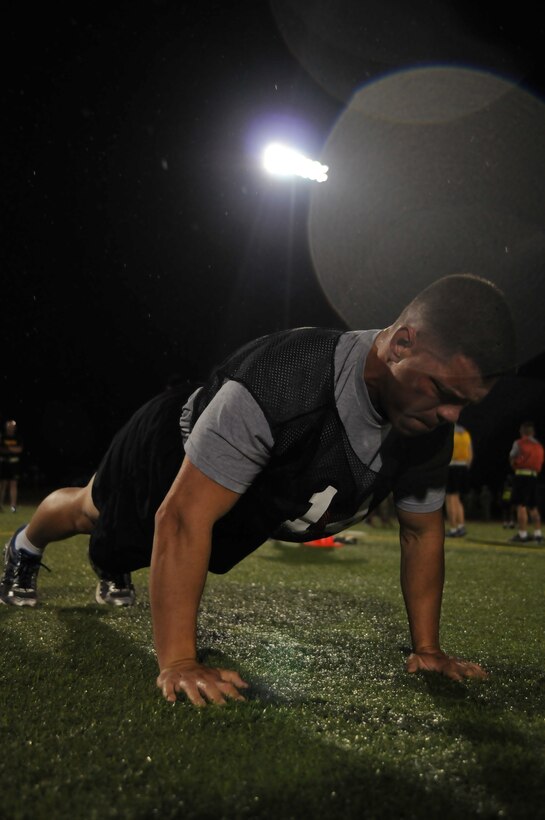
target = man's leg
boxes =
[455,494,466,534]
[1,476,98,607]
[446,493,465,536]
[445,493,456,531]
[25,476,98,548]
[509,502,533,543]
[9,479,19,512]
[528,506,542,542]
[516,503,528,532]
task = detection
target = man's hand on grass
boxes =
[157,659,249,706]
[406,650,488,681]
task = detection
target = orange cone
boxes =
[303,536,343,548]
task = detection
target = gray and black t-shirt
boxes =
[182,330,447,518]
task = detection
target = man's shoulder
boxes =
[226,327,344,386]
[223,327,344,368]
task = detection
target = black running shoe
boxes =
[1,526,49,607]
[0,527,24,602]
[95,575,136,607]
[91,560,136,607]
[508,533,533,544]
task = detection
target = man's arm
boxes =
[151,456,249,706]
[397,507,487,681]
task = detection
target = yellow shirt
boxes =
[451,427,472,465]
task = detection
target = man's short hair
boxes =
[400,273,517,378]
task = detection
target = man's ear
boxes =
[389,326,417,362]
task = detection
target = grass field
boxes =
[1,507,544,819]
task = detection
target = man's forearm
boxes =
[399,522,445,653]
[150,510,211,670]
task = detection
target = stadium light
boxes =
[262,142,329,182]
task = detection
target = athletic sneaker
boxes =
[508,533,533,544]
[534,534,543,544]
[0,526,25,602]
[93,566,136,607]
[0,526,49,607]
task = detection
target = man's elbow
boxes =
[398,513,445,545]
[154,498,210,545]
[154,499,183,541]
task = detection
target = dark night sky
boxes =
[3,0,545,490]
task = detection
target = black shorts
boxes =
[446,465,470,495]
[89,388,189,574]
[511,474,539,508]
[89,386,269,575]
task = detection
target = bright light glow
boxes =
[262,142,329,182]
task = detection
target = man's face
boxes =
[380,343,493,436]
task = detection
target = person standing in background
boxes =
[445,423,473,537]
[508,422,544,544]
[0,420,24,513]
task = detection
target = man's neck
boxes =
[363,332,387,418]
